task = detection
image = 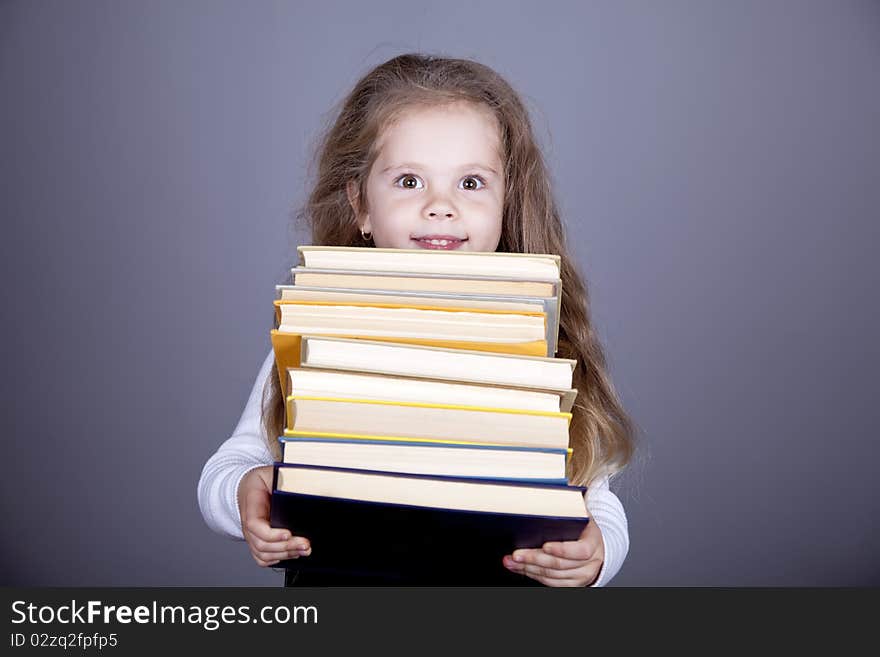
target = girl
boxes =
[198,53,636,587]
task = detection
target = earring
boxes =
[360,228,372,242]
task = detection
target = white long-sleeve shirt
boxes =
[197,350,630,586]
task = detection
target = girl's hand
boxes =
[502,519,604,587]
[237,465,311,567]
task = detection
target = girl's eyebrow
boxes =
[381,162,500,175]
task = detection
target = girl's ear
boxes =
[346,180,359,213]
[347,181,371,234]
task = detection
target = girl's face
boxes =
[350,102,505,252]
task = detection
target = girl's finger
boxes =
[250,537,311,555]
[507,548,542,564]
[252,555,281,568]
[254,545,311,564]
[244,518,291,543]
[521,562,599,585]
[245,522,309,549]
[505,555,578,579]
[283,538,311,552]
[541,538,598,561]
[519,562,585,581]
[532,575,586,587]
[248,535,284,553]
[511,549,584,571]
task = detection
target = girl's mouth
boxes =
[411,235,468,250]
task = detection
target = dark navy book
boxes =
[269,463,588,586]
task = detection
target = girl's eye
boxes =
[460,176,485,191]
[393,174,485,190]
[395,174,423,189]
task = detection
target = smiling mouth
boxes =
[411,235,468,250]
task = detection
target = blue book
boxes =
[278,435,570,485]
[269,463,588,586]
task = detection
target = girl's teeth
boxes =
[428,240,450,245]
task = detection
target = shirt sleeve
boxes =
[197,350,276,540]
[584,474,630,587]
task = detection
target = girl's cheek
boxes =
[467,193,503,212]
[384,196,418,214]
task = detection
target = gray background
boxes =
[2,0,878,586]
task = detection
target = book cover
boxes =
[269,465,587,585]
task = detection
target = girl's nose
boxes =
[423,186,459,220]
[424,197,456,219]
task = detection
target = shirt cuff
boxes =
[586,496,630,587]
[230,462,272,540]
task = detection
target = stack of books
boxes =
[267,247,589,584]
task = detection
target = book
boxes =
[270,247,569,393]
[266,247,583,584]
[271,298,551,396]
[269,464,588,585]
[270,331,549,397]
[275,301,547,345]
[297,246,561,280]
[276,463,585,517]
[286,367,575,413]
[291,267,558,298]
[293,244,562,355]
[298,335,577,392]
[277,284,560,354]
[279,436,570,483]
[284,396,572,450]
[278,284,547,314]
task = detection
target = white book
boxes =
[277,304,546,344]
[279,437,569,482]
[299,336,577,393]
[285,396,572,450]
[297,246,561,280]
[287,367,571,413]
[275,465,587,518]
